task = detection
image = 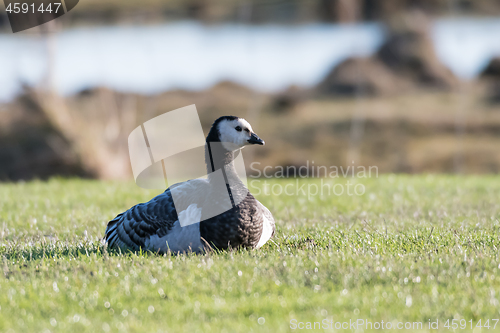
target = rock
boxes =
[480,57,500,79]
[317,11,459,97]
[272,86,308,113]
[0,92,88,181]
[479,58,500,103]
[317,57,408,96]
[377,11,459,90]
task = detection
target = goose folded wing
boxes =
[105,179,209,251]
[105,190,179,251]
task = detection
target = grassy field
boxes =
[0,175,499,332]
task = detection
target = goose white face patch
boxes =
[218,118,254,151]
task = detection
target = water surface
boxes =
[1,18,499,102]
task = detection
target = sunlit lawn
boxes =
[0,175,499,332]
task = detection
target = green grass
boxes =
[0,175,500,332]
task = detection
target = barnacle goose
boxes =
[105,116,275,253]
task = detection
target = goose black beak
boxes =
[248,133,265,145]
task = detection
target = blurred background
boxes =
[1,0,500,181]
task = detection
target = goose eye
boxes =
[235,126,242,132]
[244,128,250,133]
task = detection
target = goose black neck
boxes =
[205,142,237,175]
[205,116,243,184]
[204,142,247,208]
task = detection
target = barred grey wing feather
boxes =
[104,179,209,252]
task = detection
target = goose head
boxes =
[206,116,264,152]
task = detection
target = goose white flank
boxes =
[105,116,275,253]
